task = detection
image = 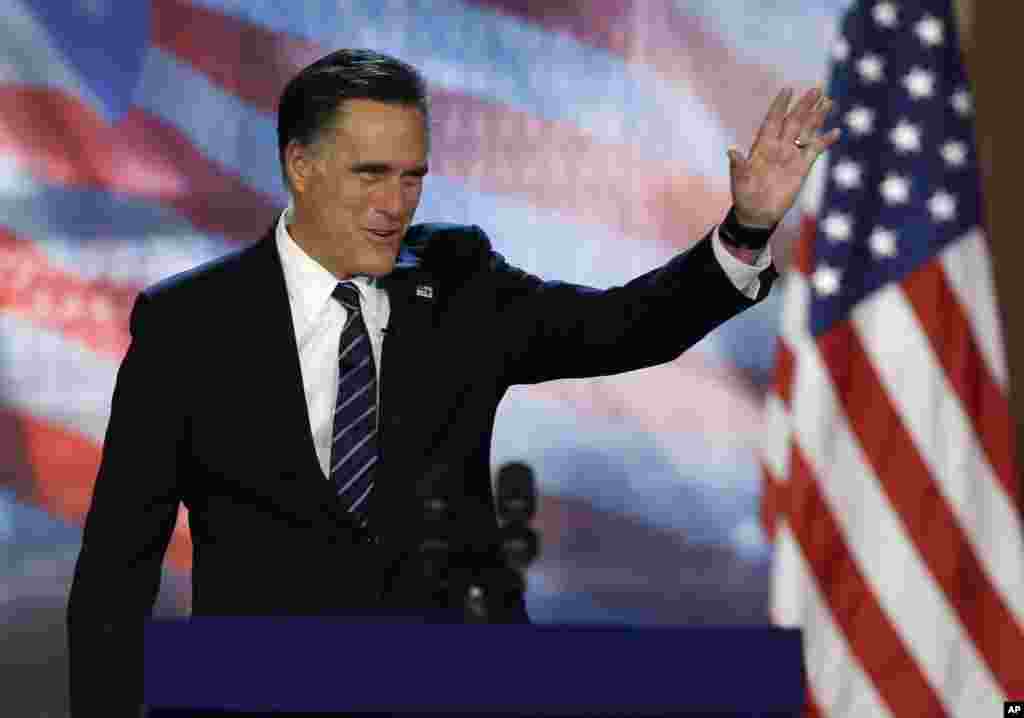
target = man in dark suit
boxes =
[67,49,837,714]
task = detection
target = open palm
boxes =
[728,87,841,228]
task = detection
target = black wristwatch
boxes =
[718,206,776,250]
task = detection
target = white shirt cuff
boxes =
[711,225,773,300]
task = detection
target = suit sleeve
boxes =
[66,291,187,716]
[483,226,779,386]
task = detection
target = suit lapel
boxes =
[241,232,358,528]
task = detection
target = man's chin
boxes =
[362,251,400,277]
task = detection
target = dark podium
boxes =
[144,616,804,716]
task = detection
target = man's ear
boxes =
[285,139,316,194]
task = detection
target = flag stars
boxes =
[903,67,935,99]
[915,14,944,46]
[845,106,875,136]
[832,159,862,190]
[951,88,972,116]
[890,119,922,153]
[832,36,850,62]
[928,190,957,221]
[872,1,899,28]
[822,212,854,242]
[869,228,898,258]
[812,265,842,296]
[880,174,911,204]
[941,140,968,167]
[856,54,885,83]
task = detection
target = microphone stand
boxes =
[414,461,540,622]
[462,461,540,623]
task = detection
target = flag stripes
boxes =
[771,527,892,716]
[938,230,1009,391]
[906,246,1017,498]
[788,445,947,717]
[778,266,994,710]
[0,407,193,571]
[0,228,135,358]
[820,317,1023,697]
[767,233,1021,713]
[0,87,278,240]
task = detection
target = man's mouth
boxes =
[366,228,400,242]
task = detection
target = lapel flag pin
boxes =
[416,284,434,299]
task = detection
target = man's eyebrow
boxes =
[350,162,429,176]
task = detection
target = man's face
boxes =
[288,99,429,278]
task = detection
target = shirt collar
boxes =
[275,204,378,335]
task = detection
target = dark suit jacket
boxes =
[66,222,776,714]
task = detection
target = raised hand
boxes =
[727,87,841,228]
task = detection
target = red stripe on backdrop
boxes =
[152,0,730,248]
[151,0,319,113]
[787,444,944,717]
[0,408,191,571]
[0,227,136,359]
[0,87,278,243]
[903,260,1018,506]
[135,109,279,240]
[470,0,787,147]
[818,320,1024,698]
[0,86,184,196]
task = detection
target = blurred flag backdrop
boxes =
[1,0,847,657]
[762,0,1024,716]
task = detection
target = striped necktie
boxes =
[329,282,378,530]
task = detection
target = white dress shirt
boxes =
[275,206,770,479]
[276,206,390,479]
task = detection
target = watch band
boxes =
[718,206,776,250]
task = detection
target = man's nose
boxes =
[371,180,404,217]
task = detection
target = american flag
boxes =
[762,0,1024,715]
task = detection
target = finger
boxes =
[781,87,822,142]
[800,97,832,139]
[781,86,821,141]
[811,95,833,124]
[751,87,793,151]
[819,126,842,149]
[810,127,842,155]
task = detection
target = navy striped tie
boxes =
[329,282,378,530]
